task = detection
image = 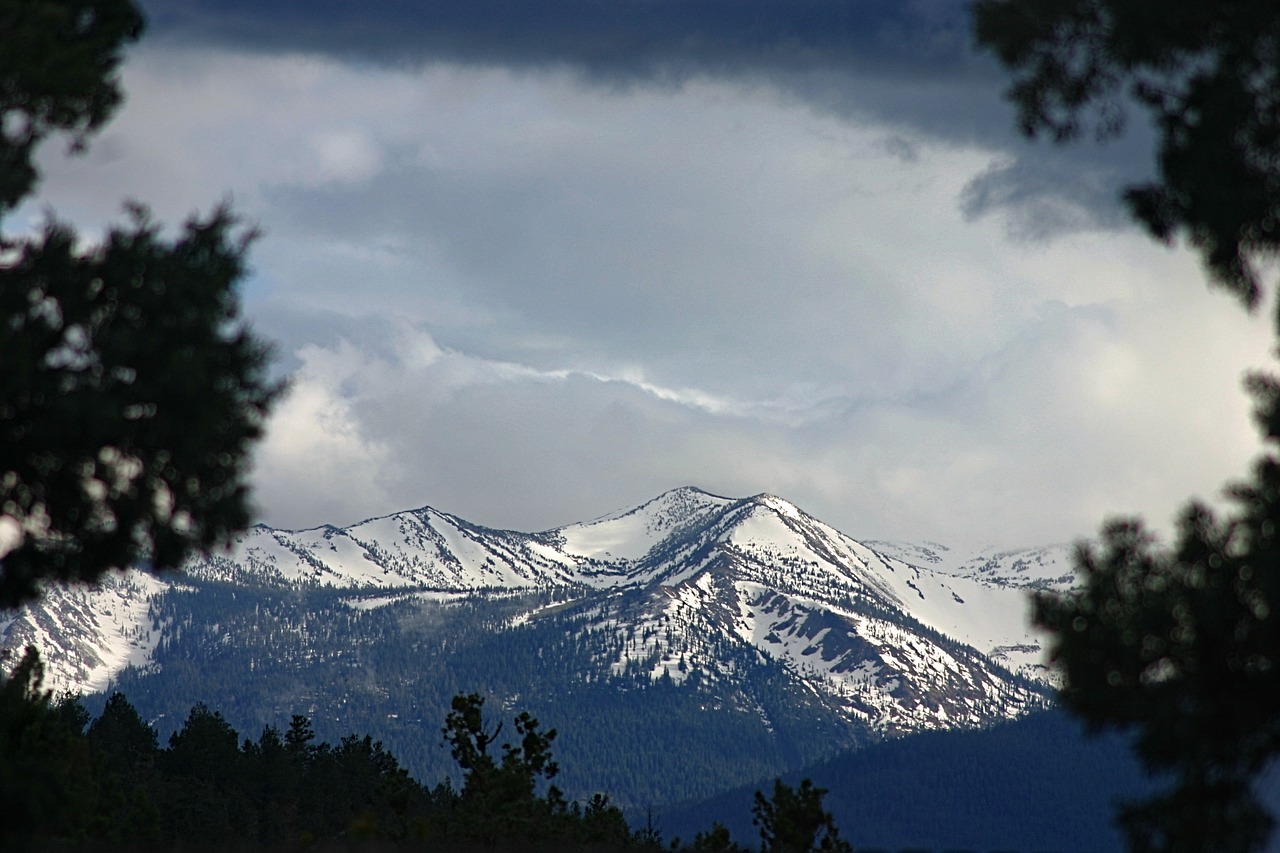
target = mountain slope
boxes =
[195,488,1050,728]
[0,569,168,694]
[3,487,1059,805]
[658,709,1149,852]
[868,537,1080,590]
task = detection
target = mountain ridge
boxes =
[3,486,1068,803]
[4,486,1063,720]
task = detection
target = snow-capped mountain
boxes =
[2,487,1082,805]
[196,486,737,592]
[4,488,1059,727]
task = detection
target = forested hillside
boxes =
[7,489,1057,811]
[1,647,856,852]
[661,710,1152,853]
[2,646,1168,853]
[102,578,863,809]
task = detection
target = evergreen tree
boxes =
[158,703,252,842]
[86,692,161,842]
[974,3,1280,851]
[331,733,424,841]
[973,0,1280,312]
[685,821,748,853]
[88,691,158,773]
[0,0,142,210]
[284,713,318,768]
[239,724,298,843]
[442,692,564,842]
[439,691,633,846]
[0,0,280,609]
[752,778,851,853]
[0,647,96,846]
[1032,380,1280,853]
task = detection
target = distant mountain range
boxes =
[2,487,1081,809]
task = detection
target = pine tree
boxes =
[973,3,1280,850]
[0,0,280,608]
[752,778,852,853]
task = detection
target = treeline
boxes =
[110,582,859,807]
[0,646,850,852]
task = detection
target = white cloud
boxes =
[310,128,384,184]
[253,341,394,527]
[19,44,1278,548]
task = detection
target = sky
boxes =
[15,0,1279,550]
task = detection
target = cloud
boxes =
[192,63,1107,402]
[19,37,1273,551]
[135,0,1153,235]
[141,0,975,79]
[250,321,796,530]
[249,288,1271,550]
[252,341,395,527]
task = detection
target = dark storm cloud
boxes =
[137,0,1152,233]
[141,0,973,79]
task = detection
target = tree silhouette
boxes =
[441,692,566,841]
[752,778,851,853]
[0,0,143,211]
[86,692,160,842]
[0,647,98,845]
[685,821,747,853]
[1033,380,1280,853]
[0,0,280,608]
[438,691,635,846]
[974,0,1280,313]
[975,3,1280,851]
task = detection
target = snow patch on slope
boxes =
[1,570,169,695]
[869,540,1079,589]
[556,486,733,562]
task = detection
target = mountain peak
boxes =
[744,492,803,519]
[553,487,733,562]
[6,487,1056,740]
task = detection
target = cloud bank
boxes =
[14,4,1271,550]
